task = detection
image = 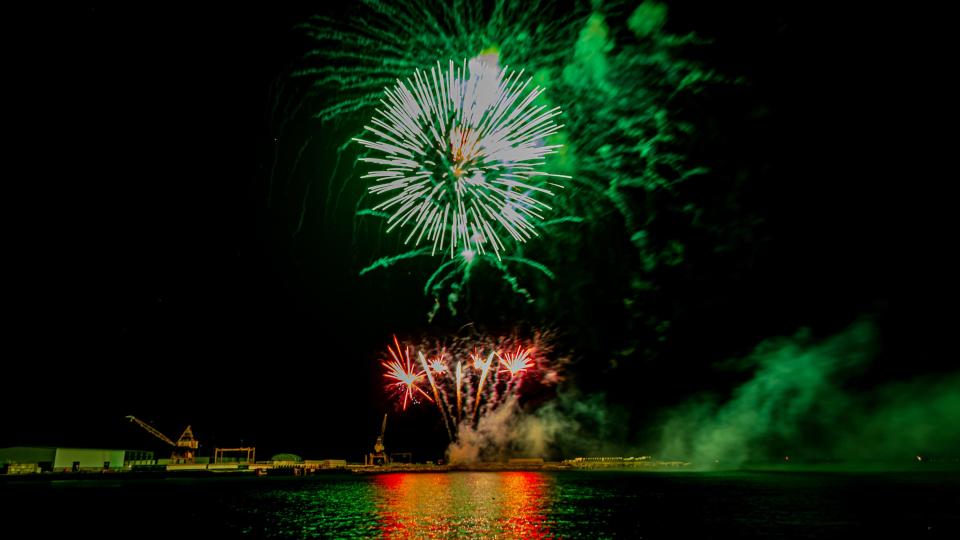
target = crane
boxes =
[126,416,199,464]
[367,414,388,466]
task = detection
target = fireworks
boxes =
[472,349,495,372]
[379,333,556,439]
[282,1,725,320]
[354,59,570,259]
[497,345,534,377]
[471,349,496,421]
[382,335,433,410]
[428,355,448,374]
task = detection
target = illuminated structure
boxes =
[214,447,256,464]
[366,414,389,466]
[126,415,199,464]
[0,447,153,473]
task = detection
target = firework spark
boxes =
[472,349,495,371]
[354,59,570,259]
[497,345,534,377]
[382,335,432,410]
[428,355,448,374]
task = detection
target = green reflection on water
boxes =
[247,478,381,538]
[243,472,555,538]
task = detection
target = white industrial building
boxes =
[0,447,154,473]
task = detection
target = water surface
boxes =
[2,471,958,538]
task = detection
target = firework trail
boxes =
[472,350,496,422]
[380,332,557,440]
[296,0,586,124]
[419,351,454,440]
[455,360,464,424]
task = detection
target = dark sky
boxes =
[5,3,935,462]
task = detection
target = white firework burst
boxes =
[354,58,569,259]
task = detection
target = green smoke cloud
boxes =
[657,320,960,468]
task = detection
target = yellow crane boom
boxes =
[126,415,176,447]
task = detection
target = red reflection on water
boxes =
[499,472,550,538]
[373,472,551,538]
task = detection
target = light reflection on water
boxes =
[5,471,958,537]
[217,470,960,538]
[244,472,553,538]
[374,472,550,538]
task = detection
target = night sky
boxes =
[6,3,940,464]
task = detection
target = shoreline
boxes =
[4,462,954,483]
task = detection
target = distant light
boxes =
[785,456,790,461]
[917,455,923,461]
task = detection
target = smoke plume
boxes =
[656,320,960,468]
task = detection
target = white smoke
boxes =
[445,394,586,464]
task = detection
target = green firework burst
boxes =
[281,0,728,318]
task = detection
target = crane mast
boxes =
[367,414,388,465]
[375,414,387,453]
